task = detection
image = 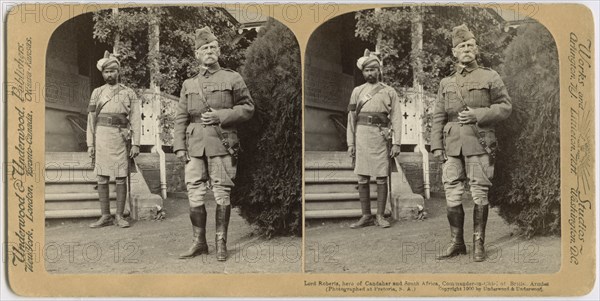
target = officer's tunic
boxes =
[347,82,402,177]
[173,64,254,206]
[430,62,511,205]
[86,84,141,178]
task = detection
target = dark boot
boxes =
[473,204,489,262]
[179,205,209,259]
[114,182,130,228]
[437,205,467,260]
[215,204,231,261]
[89,183,113,228]
[350,183,373,229]
[374,182,390,228]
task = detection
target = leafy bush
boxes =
[489,23,560,237]
[232,18,302,237]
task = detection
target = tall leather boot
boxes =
[89,183,113,228]
[374,182,390,228]
[114,182,130,228]
[473,204,489,262]
[179,205,209,259]
[215,204,231,261]
[350,183,374,229]
[436,205,467,259]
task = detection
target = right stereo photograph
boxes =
[303,5,561,274]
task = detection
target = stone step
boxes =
[304,183,377,194]
[44,169,97,182]
[305,192,378,202]
[305,208,390,219]
[305,151,353,170]
[45,183,115,194]
[305,200,379,212]
[45,199,122,211]
[304,169,357,182]
[45,208,129,219]
[45,192,117,201]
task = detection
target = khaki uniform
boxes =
[173,64,254,206]
[347,82,402,177]
[86,84,141,178]
[431,62,512,206]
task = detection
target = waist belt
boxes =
[190,115,204,123]
[97,113,128,128]
[356,113,389,126]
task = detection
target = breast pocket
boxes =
[204,82,233,109]
[443,84,461,108]
[467,82,491,107]
[185,90,204,114]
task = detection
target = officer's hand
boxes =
[458,107,477,124]
[88,146,95,158]
[129,145,140,159]
[347,146,355,158]
[433,150,446,160]
[176,150,189,163]
[201,111,220,125]
[390,145,401,158]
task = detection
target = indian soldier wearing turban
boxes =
[87,51,141,228]
[174,26,254,261]
[346,49,402,229]
[431,24,512,262]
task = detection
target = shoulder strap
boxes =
[356,83,386,116]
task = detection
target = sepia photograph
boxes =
[42,5,302,274]
[304,5,561,274]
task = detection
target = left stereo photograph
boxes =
[35,5,302,274]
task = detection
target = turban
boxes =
[356,49,382,70]
[96,51,120,71]
[195,26,218,49]
[452,24,476,47]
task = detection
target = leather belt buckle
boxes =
[106,117,113,125]
[367,116,373,125]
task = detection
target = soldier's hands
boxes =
[176,150,190,163]
[201,111,220,125]
[347,146,355,158]
[458,107,477,124]
[88,146,95,158]
[433,150,446,161]
[129,145,140,158]
[390,145,401,158]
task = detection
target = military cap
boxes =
[195,26,218,49]
[96,50,120,71]
[452,24,475,47]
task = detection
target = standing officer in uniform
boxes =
[347,49,402,229]
[431,25,512,262]
[174,27,254,261]
[87,51,141,229]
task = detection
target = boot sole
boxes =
[436,246,467,260]
[179,248,209,259]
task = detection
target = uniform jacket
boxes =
[431,62,512,157]
[86,83,141,147]
[173,64,254,157]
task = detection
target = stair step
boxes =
[304,169,358,182]
[44,169,97,181]
[45,200,122,211]
[45,183,115,194]
[45,177,114,184]
[305,200,379,212]
[305,192,377,201]
[45,208,130,219]
[305,151,353,170]
[305,183,377,194]
[45,192,117,201]
[305,208,388,219]
[45,152,92,163]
